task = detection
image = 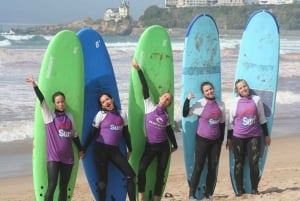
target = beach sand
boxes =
[0,134,299,201]
[0,41,299,200]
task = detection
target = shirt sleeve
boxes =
[256,96,267,124]
[120,110,128,126]
[189,99,206,116]
[66,112,78,138]
[217,100,226,124]
[92,111,105,128]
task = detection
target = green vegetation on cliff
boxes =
[138,4,300,30]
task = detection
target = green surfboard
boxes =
[128,25,174,201]
[32,30,84,201]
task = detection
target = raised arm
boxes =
[131,60,149,99]
[26,74,44,103]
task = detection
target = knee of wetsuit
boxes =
[97,181,106,190]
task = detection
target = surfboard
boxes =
[77,27,127,201]
[33,30,84,201]
[229,10,280,194]
[180,14,221,199]
[128,25,174,201]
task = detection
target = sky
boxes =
[0,0,164,27]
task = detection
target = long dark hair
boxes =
[98,92,118,113]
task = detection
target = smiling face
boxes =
[158,92,173,108]
[202,83,215,99]
[99,94,115,111]
[235,79,250,97]
[54,95,65,111]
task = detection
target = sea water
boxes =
[0,32,299,178]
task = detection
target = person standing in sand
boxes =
[26,74,84,201]
[132,60,178,201]
[182,81,226,200]
[226,79,271,196]
[82,92,136,201]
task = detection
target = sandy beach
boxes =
[0,32,300,200]
[0,132,299,201]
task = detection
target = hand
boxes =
[26,74,37,87]
[131,59,140,70]
[171,147,177,153]
[127,151,132,160]
[265,136,271,146]
[187,92,195,100]
[79,151,85,159]
[226,139,232,150]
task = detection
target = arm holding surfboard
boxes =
[226,79,270,196]
[131,60,177,201]
[26,74,84,157]
[26,74,84,201]
[182,81,225,199]
[131,60,177,152]
[82,92,136,201]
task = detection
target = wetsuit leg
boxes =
[232,136,246,194]
[45,161,60,201]
[205,140,221,196]
[247,136,260,192]
[189,136,209,197]
[138,144,156,193]
[94,145,109,201]
[110,150,136,201]
[154,143,170,197]
[58,163,73,201]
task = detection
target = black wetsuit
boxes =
[33,86,82,201]
[136,70,178,197]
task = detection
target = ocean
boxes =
[0,31,299,178]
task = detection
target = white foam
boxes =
[0,120,34,142]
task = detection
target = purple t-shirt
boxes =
[41,101,78,164]
[144,98,169,144]
[229,95,267,138]
[187,98,225,140]
[92,110,127,146]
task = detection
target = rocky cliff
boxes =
[16,17,133,36]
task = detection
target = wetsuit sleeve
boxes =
[219,122,225,142]
[137,70,150,99]
[82,126,98,151]
[72,136,83,151]
[227,129,233,140]
[260,123,269,137]
[166,125,178,149]
[33,86,45,103]
[182,98,190,117]
[123,125,132,152]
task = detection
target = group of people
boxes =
[183,79,271,200]
[26,59,177,201]
[27,60,270,201]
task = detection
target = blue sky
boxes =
[0,0,164,26]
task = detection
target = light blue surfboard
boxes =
[181,13,221,200]
[229,10,280,194]
[77,28,127,201]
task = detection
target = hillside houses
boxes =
[165,0,296,7]
[104,0,129,21]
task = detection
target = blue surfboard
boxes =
[77,28,127,201]
[181,14,221,200]
[229,10,280,194]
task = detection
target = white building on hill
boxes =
[104,0,129,21]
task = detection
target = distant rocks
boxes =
[15,17,134,36]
